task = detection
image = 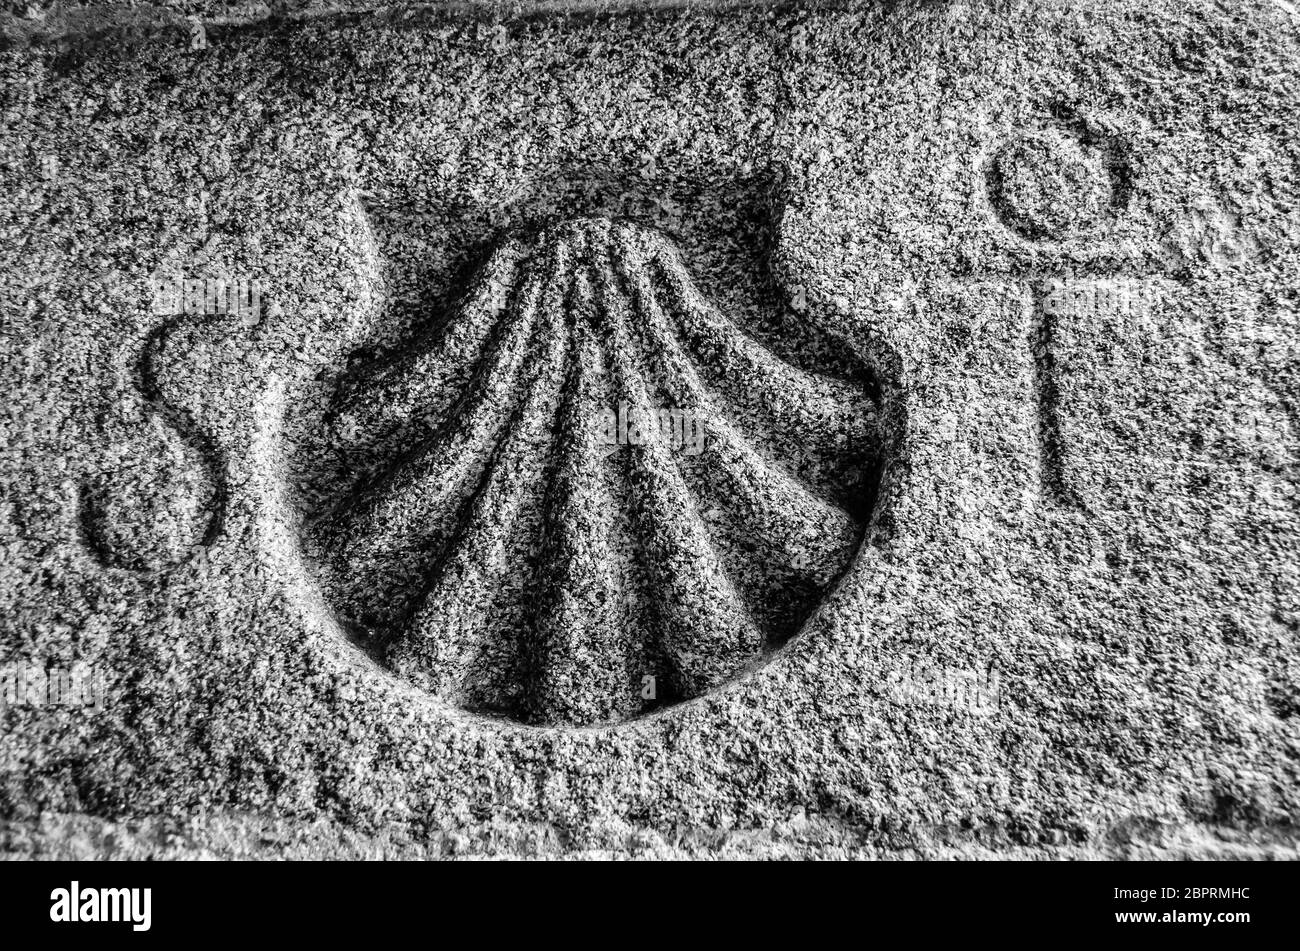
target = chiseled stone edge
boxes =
[0,0,794,50]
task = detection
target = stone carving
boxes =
[4,0,1297,861]
[78,317,226,573]
[298,216,880,726]
[980,117,1171,510]
[986,121,1131,244]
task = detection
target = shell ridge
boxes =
[390,270,573,703]
[593,232,767,695]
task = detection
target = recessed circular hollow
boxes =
[987,126,1122,242]
[296,216,881,727]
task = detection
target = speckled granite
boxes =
[1,0,1298,855]
[6,811,1300,859]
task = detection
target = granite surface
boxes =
[2,0,1298,857]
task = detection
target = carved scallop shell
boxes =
[302,216,880,726]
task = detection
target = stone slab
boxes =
[2,0,1298,855]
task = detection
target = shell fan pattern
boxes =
[300,216,881,727]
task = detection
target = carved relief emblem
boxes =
[296,217,881,726]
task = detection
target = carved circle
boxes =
[988,126,1117,242]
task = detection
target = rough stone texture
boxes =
[0,1,746,50]
[1,0,1298,856]
[6,811,1300,859]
